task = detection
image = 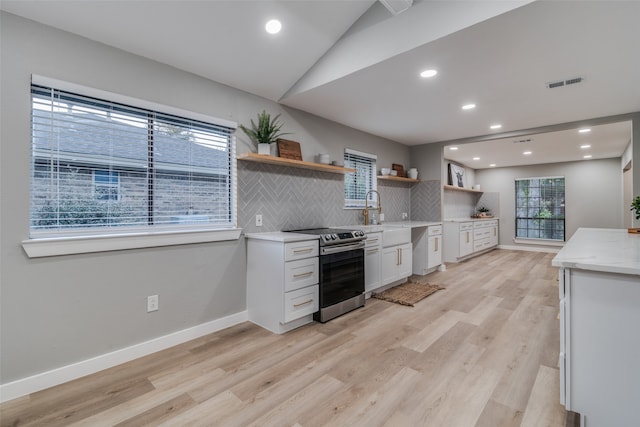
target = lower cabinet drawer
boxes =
[283,285,319,323]
[284,258,319,292]
[428,225,442,236]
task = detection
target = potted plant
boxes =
[630,195,640,233]
[239,110,291,156]
[476,206,491,218]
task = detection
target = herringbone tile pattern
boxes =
[238,162,445,232]
[411,180,441,220]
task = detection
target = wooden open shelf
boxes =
[378,175,419,184]
[443,184,483,194]
[237,153,355,174]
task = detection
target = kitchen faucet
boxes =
[363,190,382,225]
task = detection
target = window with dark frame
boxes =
[515,177,565,241]
[30,84,235,236]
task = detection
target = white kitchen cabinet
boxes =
[381,243,412,285]
[427,234,442,269]
[246,234,319,334]
[364,232,382,293]
[444,220,498,263]
[473,220,499,252]
[553,228,640,427]
[412,225,442,275]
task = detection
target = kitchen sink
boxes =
[381,227,411,247]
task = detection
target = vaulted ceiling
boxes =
[2,0,639,167]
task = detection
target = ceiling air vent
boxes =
[512,138,533,144]
[546,77,584,89]
[379,0,413,15]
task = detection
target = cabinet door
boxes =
[427,235,442,269]
[488,224,499,247]
[459,230,474,257]
[397,243,413,278]
[365,245,381,292]
[381,246,400,285]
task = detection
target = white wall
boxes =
[475,158,624,248]
[0,11,411,390]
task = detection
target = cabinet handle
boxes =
[293,271,313,278]
[293,299,313,308]
[293,248,313,254]
[435,238,439,252]
[494,228,497,236]
[467,231,470,243]
[366,248,379,254]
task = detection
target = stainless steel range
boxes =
[286,228,366,322]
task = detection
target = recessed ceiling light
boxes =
[420,69,437,78]
[523,151,532,155]
[489,164,496,167]
[580,144,591,149]
[578,128,591,133]
[265,19,282,34]
[473,157,480,161]
[583,155,593,159]
[462,103,476,110]
[449,146,459,150]
[490,124,502,130]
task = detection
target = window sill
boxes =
[22,228,243,258]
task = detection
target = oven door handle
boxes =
[320,241,365,255]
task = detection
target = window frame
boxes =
[515,176,565,242]
[23,75,241,258]
[343,148,377,209]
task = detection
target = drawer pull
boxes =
[366,248,379,254]
[435,237,439,252]
[293,248,313,254]
[293,299,313,308]
[293,271,313,278]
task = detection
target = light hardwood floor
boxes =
[1,249,577,427]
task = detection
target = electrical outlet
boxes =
[147,295,158,312]
[255,214,263,227]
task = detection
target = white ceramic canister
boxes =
[318,153,330,164]
[407,168,418,179]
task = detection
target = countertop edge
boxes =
[244,232,320,243]
[552,228,640,276]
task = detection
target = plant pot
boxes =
[257,143,271,156]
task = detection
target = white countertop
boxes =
[244,231,319,243]
[552,228,640,276]
[445,217,499,222]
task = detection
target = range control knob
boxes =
[331,234,338,240]
[324,234,332,241]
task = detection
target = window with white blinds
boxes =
[30,83,236,238]
[344,148,377,208]
[515,176,565,241]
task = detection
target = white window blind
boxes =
[515,176,565,241]
[30,83,236,237]
[344,148,377,208]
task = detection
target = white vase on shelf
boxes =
[257,143,271,156]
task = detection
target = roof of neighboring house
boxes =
[32,97,231,174]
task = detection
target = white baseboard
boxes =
[0,310,248,403]
[498,244,560,254]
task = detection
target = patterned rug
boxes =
[372,280,445,307]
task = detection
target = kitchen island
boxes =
[552,228,640,427]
